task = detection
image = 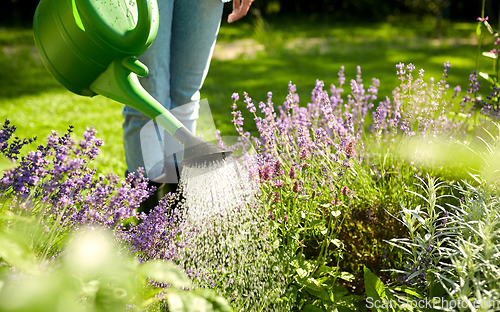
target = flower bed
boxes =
[1,15,500,311]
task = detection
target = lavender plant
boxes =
[373,62,474,141]
[226,59,500,306]
[0,122,219,311]
[229,68,384,310]
[477,14,500,118]
[117,195,187,263]
[385,174,452,290]
[0,226,231,312]
[0,120,162,259]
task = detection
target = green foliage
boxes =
[0,224,232,312]
[385,125,500,310]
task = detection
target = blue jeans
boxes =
[122,0,224,183]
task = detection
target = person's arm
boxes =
[227,0,254,23]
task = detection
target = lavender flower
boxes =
[118,194,186,262]
[396,62,406,81]
[442,61,451,79]
[0,120,36,161]
[1,123,153,231]
[244,92,256,113]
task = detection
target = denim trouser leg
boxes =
[122,0,223,183]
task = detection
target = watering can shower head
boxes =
[33,0,231,166]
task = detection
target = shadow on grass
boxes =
[0,47,64,99]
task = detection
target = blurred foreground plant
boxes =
[0,225,231,312]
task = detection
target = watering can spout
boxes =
[90,56,232,165]
[90,56,184,136]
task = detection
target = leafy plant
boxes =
[0,226,231,312]
[386,126,500,310]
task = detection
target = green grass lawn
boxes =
[0,17,494,175]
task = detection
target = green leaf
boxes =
[303,304,325,312]
[477,22,482,35]
[167,289,229,312]
[364,266,397,312]
[297,267,309,279]
[479,72,492,82]
[318,266,354,282]
[191,289,233,312]
[319,265,337,276]
[482,52,498,60]
[330,284,349,298]
[393,286,422,299]
[310,219,326,227]
[165,290,192,312]
[0,228,36,272]
[338,272,355,282]
[364,266,384,299]
[211,295,233,312]
[331,238,342,248]
[429,280,447,299]
[485,21,494,34]
[300,259,316,273]
[303,277,330,300]
[140,260,192,288]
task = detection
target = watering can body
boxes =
[33,0,158,97]
[33,0,184,135]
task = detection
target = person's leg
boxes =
[122,0,174,181]
[122,0,223,183]
[161,0,224,178]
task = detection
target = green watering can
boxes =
[33,0,230,165]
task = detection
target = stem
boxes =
[476,0,487,74]
[497,5,500,79]
[481,0,486,20]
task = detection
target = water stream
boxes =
[177,157,289,311]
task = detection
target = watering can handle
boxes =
[75,0,158,54]
[90,56,185,137]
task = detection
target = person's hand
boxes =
[227,0,254,23]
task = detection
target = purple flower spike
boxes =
[443,61,451,78]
